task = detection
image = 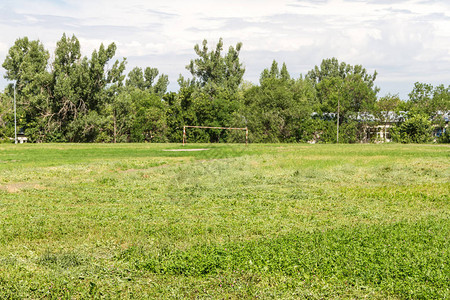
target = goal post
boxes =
[182,125,248,145]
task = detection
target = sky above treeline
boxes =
[0,0,449,99]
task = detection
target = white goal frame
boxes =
[182,125,248,145]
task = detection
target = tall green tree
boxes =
[307,58,378,116]
[104,57,127,143]
[174,39,245,142]
[185,38,244,92]
[2,37,50,86]
[391,113,433,144]
[307,58,379,142]
[2,37,52,141]
[51,34,83,139]
[373,94,402,142]
[0,92,13,140]
[85,42,121,112]
[129,89,168,142]
[407,82,449,122]
[239,61,316,142]
[50,34,126,142]
[120,65,169,142]
[126,66,169,96]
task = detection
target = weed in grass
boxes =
[37,250,84,269]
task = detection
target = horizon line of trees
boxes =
[0,34,449,144]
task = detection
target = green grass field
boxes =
[0,143,449,299]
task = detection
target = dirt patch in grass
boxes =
[0,182,45,193]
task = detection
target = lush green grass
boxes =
[0,143,448,299]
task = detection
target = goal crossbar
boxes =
[182,125,248,145]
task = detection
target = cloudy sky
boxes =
[0,0,449,98]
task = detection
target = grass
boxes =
[0,143,448,299]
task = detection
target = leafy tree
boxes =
[126,67,146,90]
[404,83,449,144]
[437,129,450,144]
[104,58,127,143]
[2,37,52,141]
[65,111,108,142]
[408,82,449,122]
[373,94,402,142]
[239,61,316,142]
[3,34,447,145]
[51,34,84,139]
[1,34,130,142]
[185,38,244,93]
[431,84,450,114]
[129,89,168,142]
[0,92,13,140]
[2,37,50,86]
[308,58,378,115]
[51,34,125,142]
[120,65,169,142]
[307,58,379,142]
[391,113,433,143]
[375,94,401,117]
[85,42,121,113]
[163,92,183,142]
[173,39,245,142]
[126,66,169,96]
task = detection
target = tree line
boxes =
[0,34,448,143]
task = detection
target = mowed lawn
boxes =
[0,143,448,299]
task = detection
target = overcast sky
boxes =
[0,0,449,98]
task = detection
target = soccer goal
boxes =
[182,125,248,145]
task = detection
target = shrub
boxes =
[437,128,450,143]
[391,113,433,143]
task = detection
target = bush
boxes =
[391,114,433,143]
[437,129,450,143]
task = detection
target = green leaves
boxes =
[391,113,433,143]
[0,36,447,144]
[307,57,378,117]
[187,38,244,93]
[126,67,168,96]
[241,61,316,142]
[2,37,50,85]
[2,37,52,142]
[408,82,450,121]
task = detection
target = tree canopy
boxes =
[1,35,448,143]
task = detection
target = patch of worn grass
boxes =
[0,143,448,298]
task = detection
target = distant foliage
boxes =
[0,35,448,143]
[238,60,316,143]
[391,114,433,143]
[437,130,450,143]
